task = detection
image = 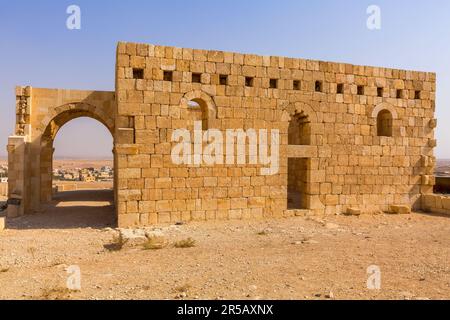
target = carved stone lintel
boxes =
[15,87,31,136]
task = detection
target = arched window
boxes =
[377,110,393,137]
[288,111,311,145]
[182,91,217,131]
[187,98,209,130]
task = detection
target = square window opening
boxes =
[377,87,384,97]
[315,81,323,92]
[357,85,365,95]
[192,73,202,83]
[415,90,421,99]
[245,77,254,87]
[163,71,173,82]
[270,79,278,89]
[219,75,228,85]
[133,68,144,80]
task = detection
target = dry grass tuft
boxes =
[143,237,168,250]
[39,287,77,300]
[174,238,196,248]
[27,247,37,259]
[174,284,192,293]
[104,235,128,252]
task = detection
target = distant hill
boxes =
[436,159,450,177]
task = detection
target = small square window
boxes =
[293,80,301,90]
[396,89,403,99]
[163,71,173,81]
[219,74,228,85]
[245,77,254,87]
[192,73,202,83]
[133,68,144,79]
[377,87,384,97]
[315,81,323,92]
[269,79,278,89]
[415,90,421,99]
[337,83,344,94]
[357,85,365,95]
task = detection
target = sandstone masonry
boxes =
[7,42,438,227]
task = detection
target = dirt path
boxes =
[0,190,449,300]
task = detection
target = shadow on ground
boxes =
[6,189,116,230]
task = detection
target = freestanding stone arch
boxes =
[7,87,116,218]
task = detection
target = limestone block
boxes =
[115,145,139,155]
[287,145,318,158]
[435,195,443,209]
[345,208,361,216]
[442,197,450,210]
[117,128,135,144]
[118,213,140,228]
[0,217,5,231]
[421,175,435,186]
[421,155,430,167]
[422,194,436,211]
[428,139,437,148]
[389,205,411,215]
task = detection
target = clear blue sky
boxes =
[0,0,449,158]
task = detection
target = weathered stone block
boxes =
[345,208,361,216]
[389,205,411,215]
[0,217,5,231]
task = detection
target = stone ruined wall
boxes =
[115,41,436,227]
[422,194,450,216]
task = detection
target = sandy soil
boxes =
[0,190,449,300]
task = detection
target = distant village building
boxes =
[80,175,96,183]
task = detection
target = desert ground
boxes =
[52,159,113,171]
[0,188,449,300]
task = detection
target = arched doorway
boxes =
[39,108,116,228]
[287,110,311,210]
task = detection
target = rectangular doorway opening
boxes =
[288,158,309,210]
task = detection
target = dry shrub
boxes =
[104,235,128,252]
[143,236,168,250]
[174,284,192,293]
[39,287,76,300]
[174,238,196,248]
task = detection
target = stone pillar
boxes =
[6,136,29,218]
[6,86,33,218]
[40,139,54,204]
